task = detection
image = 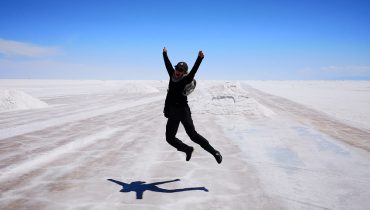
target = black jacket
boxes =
[163,51,203,108]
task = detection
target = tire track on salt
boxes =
[242,84,370,152]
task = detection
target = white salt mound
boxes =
[118,81,160,94]
[0,89,48,112]
[190,81,275,117]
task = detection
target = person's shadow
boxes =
[107,178,208,199]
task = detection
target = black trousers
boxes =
[165,105,216,155]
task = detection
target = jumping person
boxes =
[162,47,222,164]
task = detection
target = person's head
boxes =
[174,62,188,79]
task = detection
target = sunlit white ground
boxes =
[0,80,369,210]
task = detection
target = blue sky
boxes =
[0,0,369,80]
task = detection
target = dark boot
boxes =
[213,151,222,164]
[185,146,194,161]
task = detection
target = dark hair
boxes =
[174,62,188,73]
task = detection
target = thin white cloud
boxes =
[0,38,60,57]
[0,59,94,72]
[0,58,124,79]
[298,66,370,79]
[0,58,156,79]
[320,66,370,76]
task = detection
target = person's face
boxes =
[174,68,185,79]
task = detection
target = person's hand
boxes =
[198,50,204,58]
[163,47,167,53]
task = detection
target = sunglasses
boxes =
[175,68,185,73]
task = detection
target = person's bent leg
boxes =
[166,117,193,159]
[181,107,222,163]
[181,109,217,155]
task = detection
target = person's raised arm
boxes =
[163,47,174,77]
[151,179,180,186]
[187,50,204,81]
